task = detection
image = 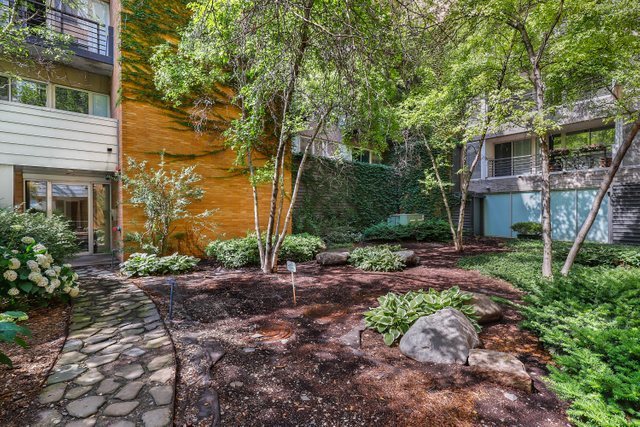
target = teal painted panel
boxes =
[511,192,541,237]
[484,194,512,237]
[577,190,609,243]
[551,191,577,241]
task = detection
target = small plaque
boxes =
[286,261,297,273]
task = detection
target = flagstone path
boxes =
[34,269,176,427]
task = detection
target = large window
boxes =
[0,75,110,117]
[554,126,615,150]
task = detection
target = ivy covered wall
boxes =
[293,151,451,236]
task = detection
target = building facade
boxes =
[0,0,287,260]
[465,98,640,245]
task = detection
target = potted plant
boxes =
[511,222,543,239]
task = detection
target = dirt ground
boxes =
[132,242,571,427]
[0,301,70,424]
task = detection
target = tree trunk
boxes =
[561,116,640,275]
[539,134,553,277]
[424,139,457,245]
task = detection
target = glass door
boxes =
[52,183,90,252]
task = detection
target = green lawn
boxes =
[458,241,640,427]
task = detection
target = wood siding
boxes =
[0,101,118,171]
[611,183,640,245]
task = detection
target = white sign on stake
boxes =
[286,261,297,305]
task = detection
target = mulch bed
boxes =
[0,301,71,425]
[132,241,571,426]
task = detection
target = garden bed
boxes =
[0,301,71,424]
[131,241,570,426]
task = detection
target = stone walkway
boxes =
[35,269,176,427]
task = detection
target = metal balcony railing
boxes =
[3,0,113,64]
[488,155,541,177]
[487,147,612,177]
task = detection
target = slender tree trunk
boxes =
[539,134,553,278]
[424,139,457,244]
[561,116,640,275]
[247,149,265,266]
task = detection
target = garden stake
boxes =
[286,261,297,305]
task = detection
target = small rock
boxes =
[58,351,88,365]
[147,353,174,371]
[114,364,144,380]
[149,366,174,384]
[142,407,171,427]
[74,369,105,386]
[395,250,420,267]
[65,386,93,400]
[316,251,350,266]
[97,378,121,394]
[47,365,86,384]
[144,337,170,349]
[33,409,63,427]
[149,386,173,405]
[504,392,518,401]
[114,381,144,400]
[63,339,83,352]
[85,353,119,368]
[242,347,256,353]
[301,395,310,401]
[230,381,244,388]
[123,347,147,358]
[466,292,503,324]
[66,396,106,418]
[468,349,533,393]
[103,401,140,416]
[84,333,115,345]
[81,340,117,354]
[38,383,66,404]
[65,418,97,427]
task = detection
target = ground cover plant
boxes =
[0,209,79,262]
[349,245,404,272]
[0,311,29,367]
[364,286,478,345]
[362,219,450,242]
[458,240,640,426]
[120,253,200,277]
[205,234,325,269]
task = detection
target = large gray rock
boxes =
[468,349,532,392]
[316,251,350,266]
[399,308,480,364]
[395,250,419,267]
[467,293,503,324]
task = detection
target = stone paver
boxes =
[36,268,176,426]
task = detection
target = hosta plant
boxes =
[0,311,30,367]
[364,287,479,346]
[0,238,80,301]
[349,245,404,272]
[120,253,200,277]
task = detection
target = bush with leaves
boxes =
[349,245,405,272]
[0,238,80,301]
[120,253,200,277]
[121,155,216,256]
[322,226,363,246]
[0,209,79,263]
[364,287,478,346]
[0,311,30,367]
[362,219,450,242]
[555,243,640,268]
[511,221,543,238]
[206,234,325,268]
[459,240,640,426]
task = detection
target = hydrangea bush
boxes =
[0,237,80,301]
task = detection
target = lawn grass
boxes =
[459,240,640,427]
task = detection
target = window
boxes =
[55,86,89,114]
[25,181,48,213]
[557,127,615,150]
[92,93,109,117]
[11,78,47,106]
[0,75,8,101]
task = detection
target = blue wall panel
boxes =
[483,194,512,237]
[551,191,577,241]
[577,190,609,243]
[511,192,541,237]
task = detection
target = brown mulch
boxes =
[132,241,570,427]
[0,301,71,424]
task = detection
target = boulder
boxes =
[399,308,480,364]
[468,349,533,393]
[316,251,350,266]
[395,250,420,267]
[467,292,502,324]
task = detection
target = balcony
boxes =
[0,100,118,172]
[6,0,113,68]
[487,146,612,178]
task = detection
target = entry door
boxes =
[51,183,90,252]
[494,142,512,176]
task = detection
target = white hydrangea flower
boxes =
[63,263,72,269]
[10,250,19,254]
[27,260,39,271]
[33,243,47,253]
[10,224,23,231]
[50,279,61,288]
[45,284,55,294]
[45,269,57,277]
[3,270,17,282]
[63,286,71,294]
[8,258,20,270]
[36,254,48,266]
[28,271,43,284]
[69,287,80,298]
[38,277,49,288]
[21,236,35,245]
[7,287,19,296]
[72,273,79,281]
[53,266,61,274]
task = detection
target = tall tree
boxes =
[152,0,398,273]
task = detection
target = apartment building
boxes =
[465,97,640,245]
[0,0,286,260]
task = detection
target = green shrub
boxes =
[349,245,404,272]
[555,243,640,268]
[120,253,200,277]
[0,311,30,367]
[206,233,326,268]
[362,219,450,242]
[322,226,363,245]
[511,221,542,237]
[0,209,79,262]
[279,233,326,263]
[364,287,478,346]
[459,240,640,426]
[1,239,80,301]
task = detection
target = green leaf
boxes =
[383,332,395,346]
